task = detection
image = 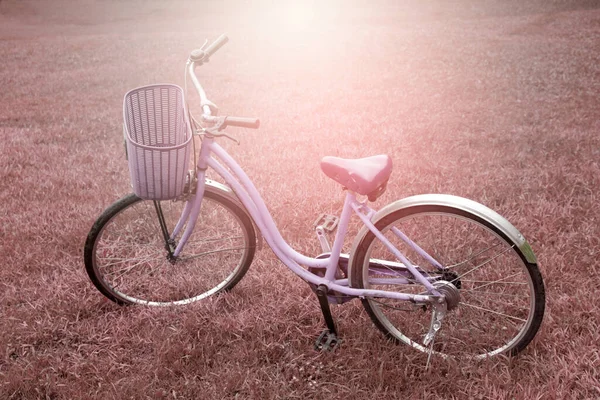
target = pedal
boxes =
[314,329,340,352]
[314,213,339,232]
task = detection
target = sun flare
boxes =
[280,2,317,32]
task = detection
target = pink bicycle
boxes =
[84,35,545,361]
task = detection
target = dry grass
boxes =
[1,0,600,398]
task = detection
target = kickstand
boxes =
[314,284,340,351]
[423,301,447,370]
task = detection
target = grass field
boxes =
[1,0,600,398]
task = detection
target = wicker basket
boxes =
[123,84,192,200]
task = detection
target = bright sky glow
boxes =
[279,2,317,32]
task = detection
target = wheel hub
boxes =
[440,270,461,289]
[433,280,460,311]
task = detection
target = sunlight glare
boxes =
[260,0,340,41]
[280,2,316,32]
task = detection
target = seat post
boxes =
[323,192,355,281]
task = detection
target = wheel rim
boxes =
[361,211,539,359]
[92,196,252,305]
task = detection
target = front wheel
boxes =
[84,190,256,306]
[350,200,545,359]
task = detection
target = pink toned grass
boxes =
[1,0,600,398]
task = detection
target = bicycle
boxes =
[84,35,545,361]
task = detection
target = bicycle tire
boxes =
[349,202,545,359]
[84,189,256,306]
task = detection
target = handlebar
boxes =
[189,34,229,63]
[203,34,229,59]
[187,35,260,131]
[225,116,260,129]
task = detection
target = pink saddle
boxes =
[320,155,392,201]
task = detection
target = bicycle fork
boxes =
[153,201,177,261]
[156,170,209,260]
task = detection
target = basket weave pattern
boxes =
[123,84,192,200]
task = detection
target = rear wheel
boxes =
[350,205,545,359]
[84,191,256,305]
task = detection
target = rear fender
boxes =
[349,194,537,269]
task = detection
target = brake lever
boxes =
[203,129,240,145]
[199,39,209,51]
[202,117,240,144]
[189,39,210,65]
[200,100,219,115]
[220,132,240,145]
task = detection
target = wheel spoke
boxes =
[467,272,527,292]
[454,245,514,281]
[445,241,503,269]
[101,255,161,276]
[461,289,527,299]
[178,246,248,261]
[181,233,246,246]
[459,302,527,323]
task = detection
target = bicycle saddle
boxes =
[320,155,392,201]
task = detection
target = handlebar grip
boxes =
[224,116,260,129]
[204,34,229,58]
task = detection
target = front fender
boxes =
[204,179,263,250]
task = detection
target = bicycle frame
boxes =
[175,139,446,304]
[171,59,444,305]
